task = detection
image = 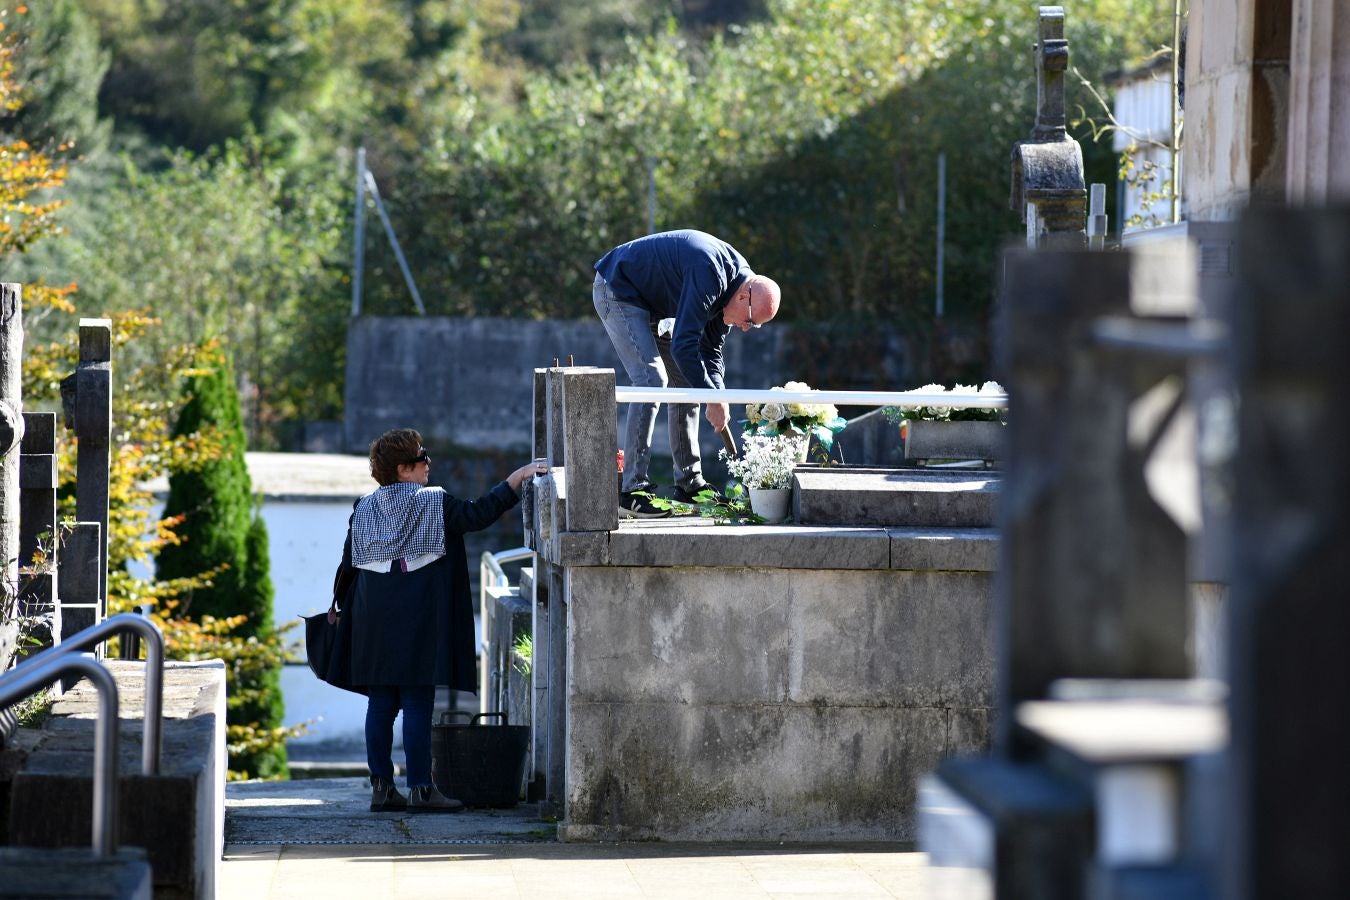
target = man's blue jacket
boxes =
[594,229,751,391]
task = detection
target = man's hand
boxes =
[705,402,729,432]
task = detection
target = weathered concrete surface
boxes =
[902,420,1004,462]
[8,659,226,900]
[606,523,892,570]
[562,564,994,841]
[1286,0,1350,204]
[1184,0,1290,220]
[562,703,965,843]
[794,470,999,528]
[0,846,151,899]
[887,528,998,572]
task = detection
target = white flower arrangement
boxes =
[743,380,847,450]
[884,381,1006,424]
[721,434,800,490]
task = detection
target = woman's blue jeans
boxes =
[365,684,435,788]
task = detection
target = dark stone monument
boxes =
[0,284,21,744]
[60,319,112,620]
[1221,206,1350,900]
[1010,6,1086,247]
[18,412,58,649]
[996,247,1193,749]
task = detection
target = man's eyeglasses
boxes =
[407,451,431,466]
[745,283,762,329]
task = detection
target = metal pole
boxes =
[363,169,427,315]
[936,153,946,318]
[352,147,366,318]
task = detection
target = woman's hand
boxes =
[507,458,550,491]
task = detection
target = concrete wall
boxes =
[342,316,921,456]
[1184,0,1292,220]
[559,547,994,842]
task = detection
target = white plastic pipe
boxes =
[614,387,1007,409]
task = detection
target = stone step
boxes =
[6,660,226,900]
[0,847,150,899]
[794,468,1000,528]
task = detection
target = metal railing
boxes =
[16,612,165,775]
[479,547,533,715]
[0,654,120,855]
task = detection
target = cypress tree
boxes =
[156,350,251,620]
[233,509,287,778]
[157,347,286,777]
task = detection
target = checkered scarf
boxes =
[350,483,446,566]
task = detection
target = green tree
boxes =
[154,346,288,777]
[155,349,253,621]
[231,508,287,777]
[9,0,111,154]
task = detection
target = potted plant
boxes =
[722,434,800,522]
[884,382,1006,463]
[742,380,846,462]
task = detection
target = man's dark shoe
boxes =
[407,785,465,813]
[673,482,724,505]
[619,491,672,519]
[370,776,407,812]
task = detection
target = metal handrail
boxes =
[0,655,119,855]
[16,613,164,775]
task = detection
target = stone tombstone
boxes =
[1010,6,1086,247]
[18,412,58,640]
[60,319,112,616]
[0,283,22,683]
[995,247,1191,749]
[1222,207,1350,900]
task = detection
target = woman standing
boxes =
[333,428,544,812]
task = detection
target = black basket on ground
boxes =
[430,711,530,808]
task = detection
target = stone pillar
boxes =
[18,412,58,646]
[1222,207,1350,899]
[1184,0,1292,220]
[1285,0,1350,204]
[0,283,22,679]
[996,247,1193,749]
[560,368,618,534]
[63,319,112,617]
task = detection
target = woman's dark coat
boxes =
[332,481,519,691]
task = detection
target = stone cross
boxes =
[1032,6,1069,140]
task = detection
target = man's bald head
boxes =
[748,275,781,324]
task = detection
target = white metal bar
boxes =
[614,387,1007,409]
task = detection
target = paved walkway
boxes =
[222,778,930,899]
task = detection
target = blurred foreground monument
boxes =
[922,3,1350,898]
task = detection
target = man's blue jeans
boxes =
[593,273,702,493]
[365,684,434,788]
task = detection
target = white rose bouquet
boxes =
[742,380,847,452]
[884,381,1006,424]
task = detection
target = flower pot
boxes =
[901,420,1004,462]
[748,487,792,522]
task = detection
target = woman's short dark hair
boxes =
[369,428,423,486]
